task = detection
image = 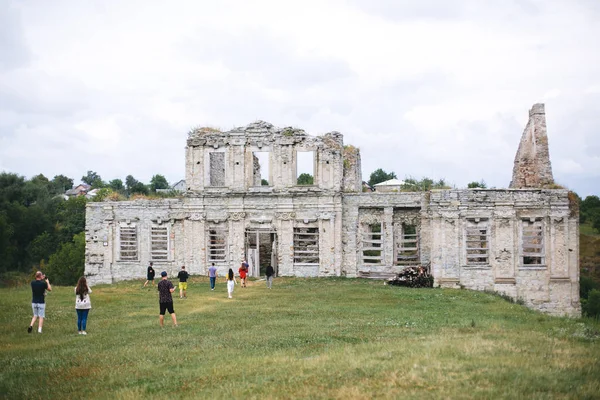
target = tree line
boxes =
[0,171,175,286]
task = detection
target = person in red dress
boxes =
[239,260,248,288]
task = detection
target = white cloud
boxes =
[0,0,598,197]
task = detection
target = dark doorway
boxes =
[245,230,277,277]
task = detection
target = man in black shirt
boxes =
[29,271,52,333]
[265,265,275,289]
[143,262,155,288]
[177,266,189,299]
[158,271,178,327]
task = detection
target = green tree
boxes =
[81,171,104,188]
[130,182,149,196]
[108,179,124,192]
[55,196,87,244]
[0,172,26,203]
[297,173,314,185]
[401,176,450,192]
[51,174,74,194]
[45,232,85,285]
[27,231,56,265]
[261,179,269,186]
[582,289,600,318]
[0,213,16,273]
[368,169,397,187]
[468,180,487,189]
[581,195,600,232]
[149,174,169,192]
[23,174,52,207]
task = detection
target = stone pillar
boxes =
[435,211,460,288]
[492,207,517,297]
[342,204,359,277]
[383,207,394,266]
[229,213,247,267]
[276,212,295,276]
[510,103,554,188]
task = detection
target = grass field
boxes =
[1,277,600,400]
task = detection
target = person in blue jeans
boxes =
[208,263,218,290]
[75,276,92,335]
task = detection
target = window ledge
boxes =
[518,265,547,270]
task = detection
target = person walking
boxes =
[239,260,248,288]
[177,265,189,299]
[143,262,156,288]
[75,276,92,335]
[226,268,237,299]
[265,265,274,289]
[29,271,52,334]
[208,262,218,291]
[158,271,178,327]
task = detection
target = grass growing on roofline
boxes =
[1,277,599,399]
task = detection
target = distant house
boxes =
[373,178,405,193]
[156,180,186,193]
[85,189,99,199]
[65,184,91,197]
[171,179,186,191]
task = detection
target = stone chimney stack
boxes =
[509,103,554,188]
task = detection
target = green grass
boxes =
[2,277,600,399]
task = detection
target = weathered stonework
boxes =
[86,109,580,317]
[510,103,554,188]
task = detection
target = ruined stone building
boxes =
[85,104,580,316]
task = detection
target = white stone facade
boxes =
[85,116,580,316]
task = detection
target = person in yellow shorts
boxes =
[177,266,189,299]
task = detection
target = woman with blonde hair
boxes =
[75,276,92,335]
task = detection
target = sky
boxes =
[0,0,598,196]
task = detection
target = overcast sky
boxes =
[1,0,598,196]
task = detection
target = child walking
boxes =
[227,268,237,299]
[75,276,92,335]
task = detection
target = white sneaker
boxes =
[78,331,82,335]
[82,331,87,335]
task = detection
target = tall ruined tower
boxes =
[509,103,554,188]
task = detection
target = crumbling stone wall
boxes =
[510,103,554,188]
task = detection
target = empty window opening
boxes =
[151,226,169,261]
[293,227,319,264]
[207,225,227,263]
[119,226,138,261]
[209,152,225,186]
[465,220,488,265]
[522,220,544,265]
[253,152,270,186]
[296,151,314,185]
[395,224,419,265]
[362,223,383,264]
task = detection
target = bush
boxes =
[581,276,600,300]
[582,289,600,319]
[45,232,85,285]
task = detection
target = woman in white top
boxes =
[75,276,92,335]
[226,268,237,299]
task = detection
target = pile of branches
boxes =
[387,266,433,288]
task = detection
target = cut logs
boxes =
[386,266,433,288]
